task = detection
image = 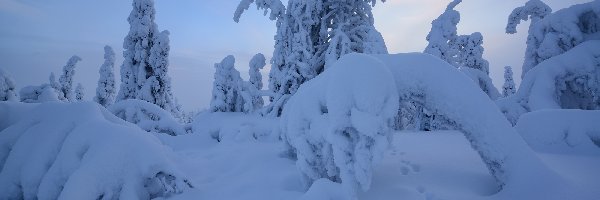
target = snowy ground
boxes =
[159,130,600,200]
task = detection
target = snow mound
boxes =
[109,99,188,136]
[515,109,600,154]
[281,53,399,195]
[192,112,279,143]
[0,102,193,199]
[497,40,600,124]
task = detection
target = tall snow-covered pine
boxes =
[0,69,18,101]
[503,66,516,97]
[58,55,82,102]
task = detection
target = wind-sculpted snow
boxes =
[497,40,600,124]
[0,102,192,199]
[281,54,399,196]
[109,99,188,136]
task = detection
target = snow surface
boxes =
[0,102,192,199]
[515,109,600,155]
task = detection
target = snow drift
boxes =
[0,102,192,199]
[109,99,188,136]
[515,109,600,154]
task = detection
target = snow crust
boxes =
[0,102,192,199]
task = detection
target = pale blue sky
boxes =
[0,0,591,111]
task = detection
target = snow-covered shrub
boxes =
[503,66,517,97]
[460,67,501,100]
[497,40,600,124]
[515,109,600,154]
[210,55,245,113]
[235,0,388,117]
[95,45,116,107]
[281,54,399,195]
[58,55,82,102]
[0,102,192,199]
[19,84,60,103]
[0,69,18,102]
[511,0,599,78]
[48,73,65,102]
[109,99,188,136]
[371,52,552,189]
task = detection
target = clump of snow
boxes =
[0,102,192,199]
[281,53,399,196]
[497,40,600,124]
[109,99,188,136]
[192,112,279,143]
[515,109,600,154]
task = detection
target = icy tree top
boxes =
[505,0,551,34]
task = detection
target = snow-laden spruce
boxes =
[503,66,516,97]
[58,55,82,102]
[140,30,181,118]
[505,0,552,78]
[456,32,489,75]
[95,45,116,107]
[117,0,159,101]
[234,0,388,116]
[0,69,18,102]
[281,53,399,196]
[0,102,193,199]
[497,40,600,125]
[247,53,266,112]
[74,83,84,102]
[424,0,461,67]
[509,0,600,78]
[210,55,245,113]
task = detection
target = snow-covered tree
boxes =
[248,53,266,111]
[210,55,245,113]
[138,30,181,117]
[58,55,82,102]
[424,0,462,67]
[0,69,18,101]
[503,66,516,97]
[505,0,551,78]
[456,32,489,74]
[117,0,160,101]
[75,83,85,102]
[95,45,116,107]
[234,0,387,116]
